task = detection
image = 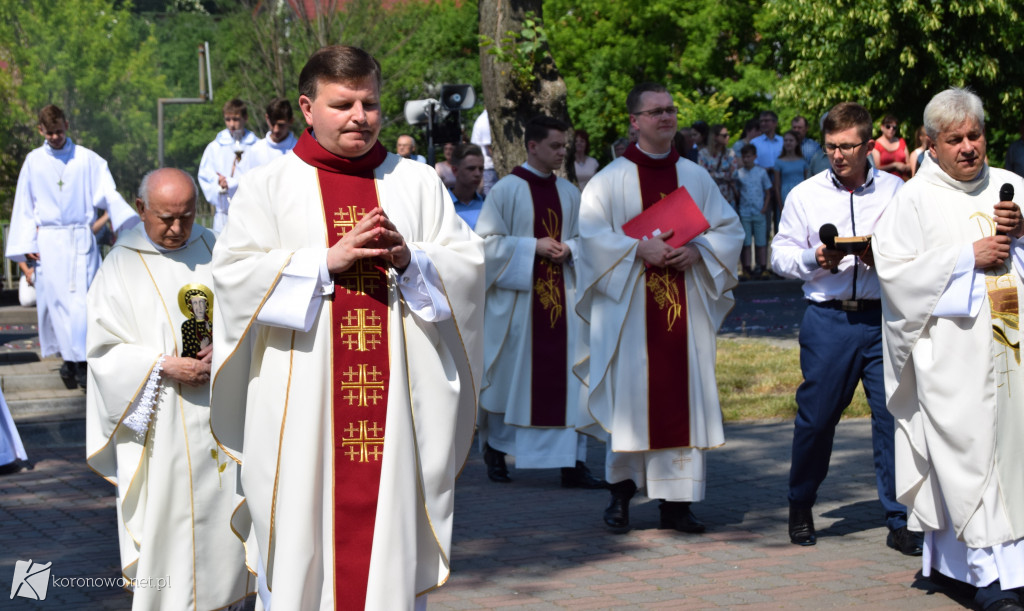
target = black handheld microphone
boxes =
[819,223,840,274]
[998,183,1014,236]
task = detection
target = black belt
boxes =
[809,299,881,312]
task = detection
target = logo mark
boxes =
[11,559,51,600]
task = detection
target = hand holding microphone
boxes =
[994,183,1023,238]
[818,223,841,274]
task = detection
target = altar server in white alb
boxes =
[873,88,1024,611]
[210,45,484,610]
[577,82,742,535]
[474,116,605,489]
[86,168,254,610]
[242,98,297,172]
[197,98,257,232]
[5,104,139,390]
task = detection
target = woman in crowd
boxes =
[435,141,457,189]
[732,118,761,156]
[573,129,600,191]
[774,130,808,208]
[871,114,910,180]
[698,123,739,209]
[907,125,930,177]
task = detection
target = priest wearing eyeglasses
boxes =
[577,82,742,536]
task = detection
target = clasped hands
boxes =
[327,207,411,274]
[974,200,1024,270]
[536,237,571,264]
[636,229,701,271]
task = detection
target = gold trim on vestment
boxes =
[209,252,294,466]
[177,390,200,607]
[401,305,452,586]
[266,330,296,590]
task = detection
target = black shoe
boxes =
[887,526,923,556]
[658,501,706,533]
[984,600,1024,611]
[59,361,77,389]
[978,580,1024,610]
[789,504,816,546]
[482,444,511,483]
[603,480,637,533]
[75,361,88,390]
[561,461,607,489]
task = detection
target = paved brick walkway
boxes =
[1,421,972,609]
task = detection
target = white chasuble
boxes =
[874,157,1024,550]
[210,131,484,610]
[475,167,587,467]
[576,144,742,455]
[86,224,254,610]
[6,139,139,360]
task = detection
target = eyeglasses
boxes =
[882,124,896,129]
[823,140,868,154]
[718,132,729,138]
[633,106,678,118]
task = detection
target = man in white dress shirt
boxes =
[770,102,919,556]
[197,98,257,232]
[242,98,297,171]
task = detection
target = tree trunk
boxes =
[478,0,575,181]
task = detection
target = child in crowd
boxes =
[736,144,772,280]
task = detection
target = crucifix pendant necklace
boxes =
[51,157,67,191]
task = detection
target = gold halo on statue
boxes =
[178,283,214,319]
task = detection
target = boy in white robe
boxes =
[197,98,257,232]
[5,104,139,390]
[241,98,297,172]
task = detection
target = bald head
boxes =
[396,134,417,158]
[136,168,198,250]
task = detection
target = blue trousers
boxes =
[789,303,907,531]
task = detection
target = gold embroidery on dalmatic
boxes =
[342,420,385,462]
[338,308,383,351]
[534,208,564,328]
[647,268,683,331]
[987,274,1020,365]
[339,363,386,407]
[337,259,382,295]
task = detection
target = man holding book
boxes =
[770,102,921,555]
[577,82,742,534]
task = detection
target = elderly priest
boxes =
[86,168,254,610]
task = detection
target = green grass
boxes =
[716,337,870,421]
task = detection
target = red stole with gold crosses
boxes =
[623,143,691,449]
[293,129,389,610]
[511,166,568,427]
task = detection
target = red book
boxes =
[622,185,710,248]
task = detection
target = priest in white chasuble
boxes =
[475,115,605,489]
[6,104,139,390]
[873,88,1024,611]
[86,168,254,611]
[577,82,742,535]
[210,46,484,611]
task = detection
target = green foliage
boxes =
[0,0,169,206]
[479,11,549,92]
[544,0,773,161]
[760,0,1024,162]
